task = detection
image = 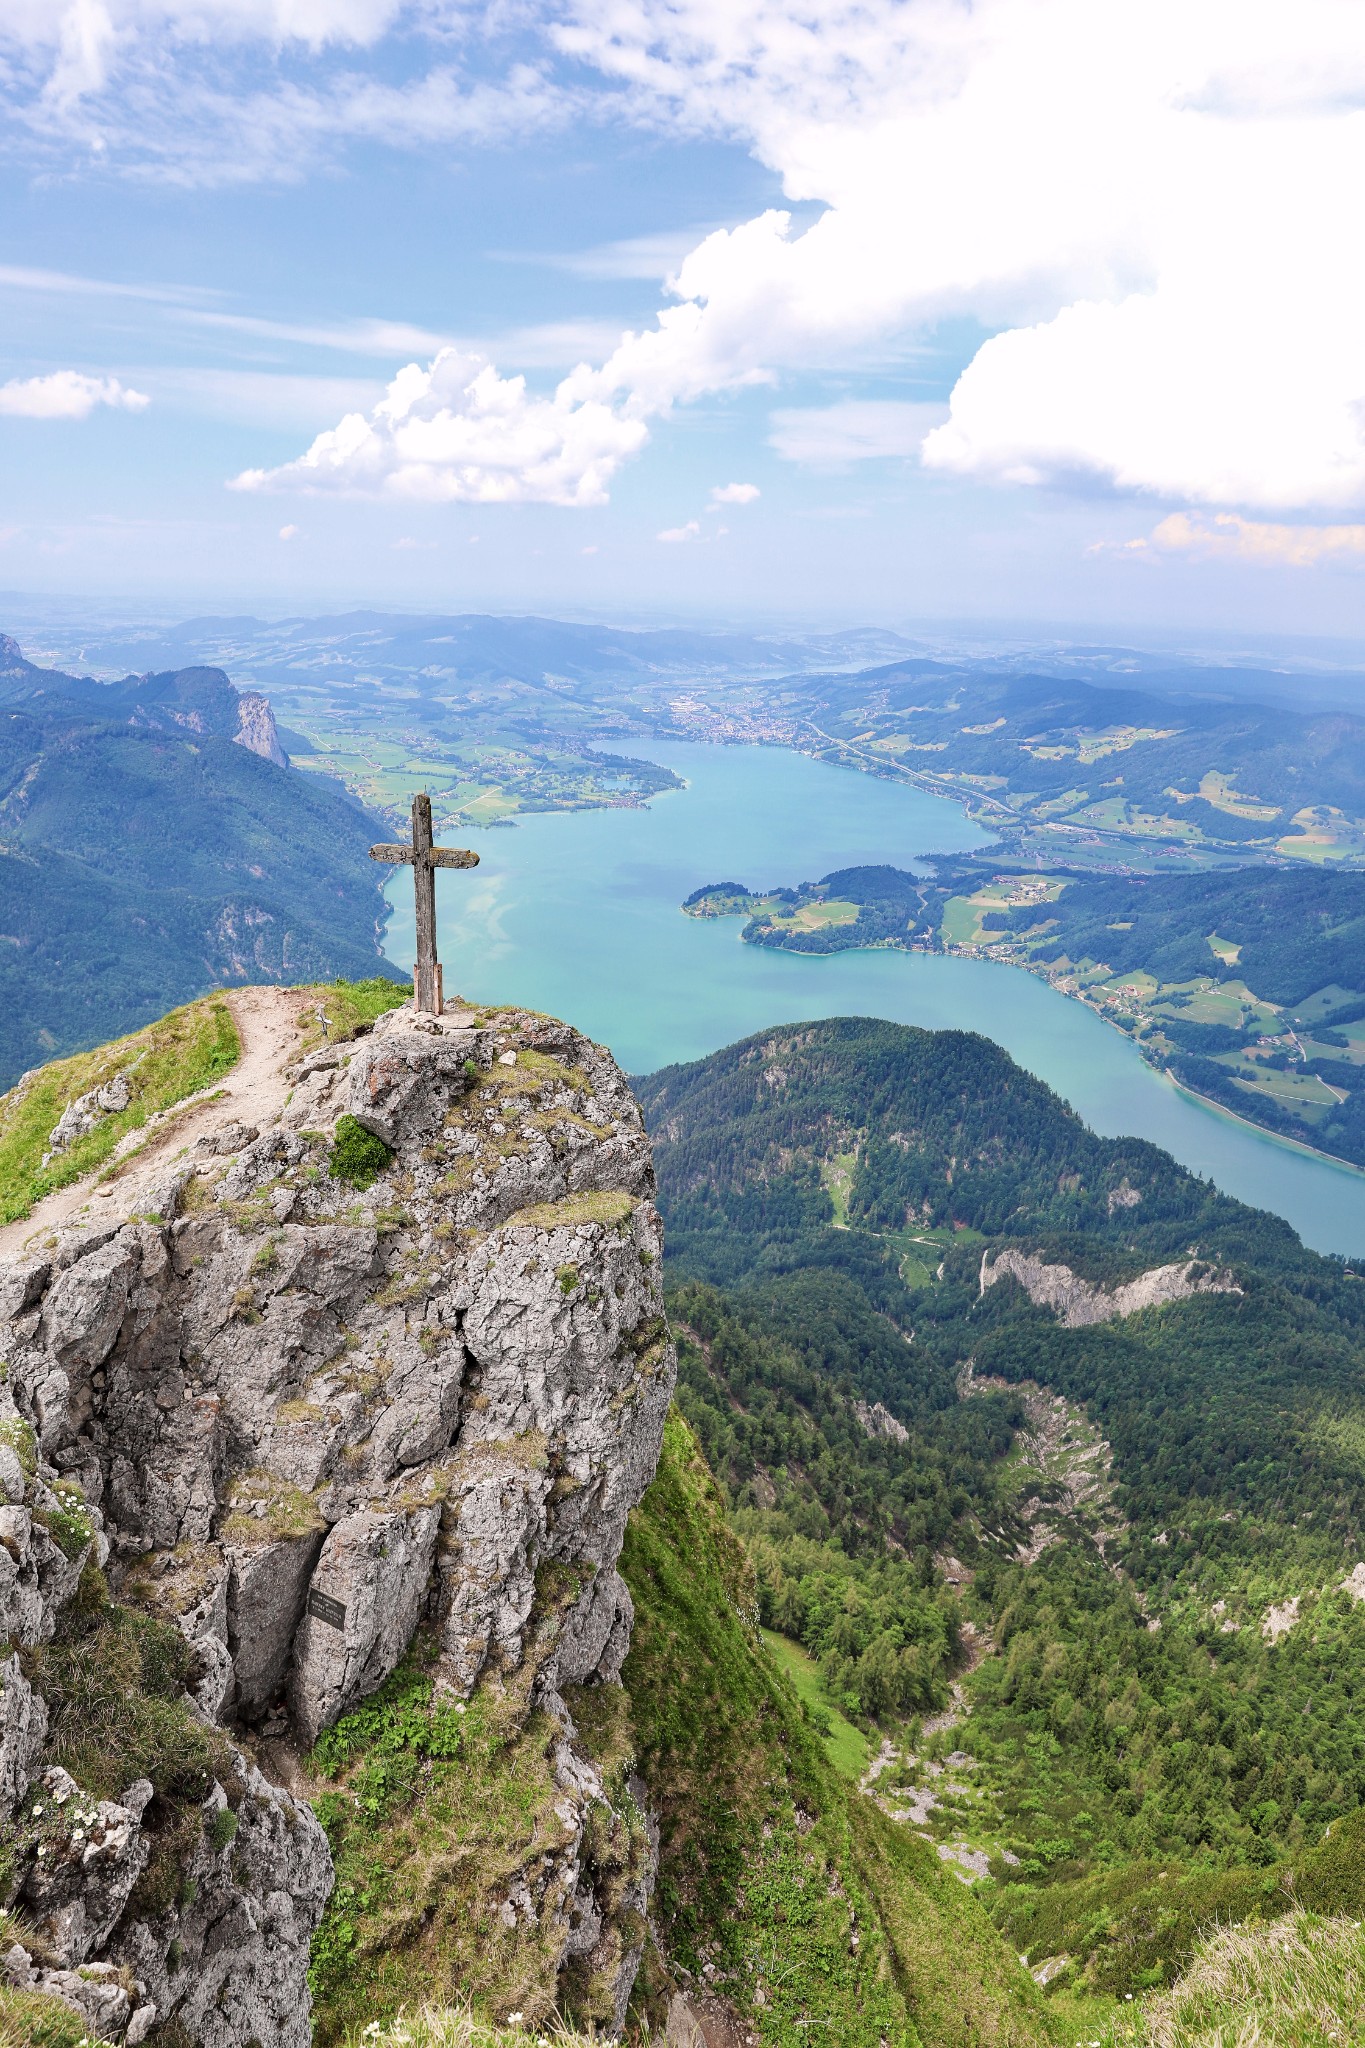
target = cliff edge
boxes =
[0,990,675,2044]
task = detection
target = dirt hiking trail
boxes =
[0,986,316,1263]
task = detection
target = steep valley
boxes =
[636,1017,1365,2007]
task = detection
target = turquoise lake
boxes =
[383,740,1365,1258]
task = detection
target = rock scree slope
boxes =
[0,989,676,2044]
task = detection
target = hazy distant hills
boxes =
[0,635,399,1083]
[30,609,1365,711]
[31,610,923,693]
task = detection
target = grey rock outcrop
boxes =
[853,1398,909,1444]
[233,690,289,768]
[979,1247,1240,1326]
[0,995,675,2042]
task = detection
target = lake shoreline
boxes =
[381,738,1365,1254]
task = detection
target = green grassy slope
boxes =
[620,1408,1051,2048]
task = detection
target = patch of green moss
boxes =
[330,1114,395,1191]
[0,995,240,1224]
[208,1806,240,1852]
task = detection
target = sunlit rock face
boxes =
[0,998,675,2044]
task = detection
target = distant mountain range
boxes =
[0,635,400,1084]
[27,611,923,693]
[29,609,1365,712]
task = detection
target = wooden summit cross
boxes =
[370,792,479,1013]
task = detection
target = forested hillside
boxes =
[0,634,399,1081]
[635,1018,1365,2001]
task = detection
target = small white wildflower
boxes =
[31,1803,43,1817]
[507,2013,525,2026]
[72,1830,85,1843]
[362,2027,381,2040]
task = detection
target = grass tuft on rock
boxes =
[340,2012,597,2048]
[221,1469,328,1546]
[507,1192,636,1232]
[29,1583,235,1808]
[302,977,411,1050]
[0,1986,94,2048]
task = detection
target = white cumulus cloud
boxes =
[657,519,701,542]
[0,369,149,418]
[710,481,759,504]
[230,347,647,506]
[60,0,1365,518]
[552,0,1365,514]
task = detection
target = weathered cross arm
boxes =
[368,845,480,869]
[368,792,481,1013]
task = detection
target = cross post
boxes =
[369,792,479,1013]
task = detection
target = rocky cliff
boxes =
[233,692,289,769]
[0,993,675,2044]
[979,1247,1240,1326]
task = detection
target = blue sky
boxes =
[3,1,1365,639]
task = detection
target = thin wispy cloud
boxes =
[0,260,220,303]
[181,310,455,358]
[511,226,731,282]
[769,402,946,468]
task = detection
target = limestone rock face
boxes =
[979,1247,1241,1326]
[0,997,675,2043]
[233,690,289,768]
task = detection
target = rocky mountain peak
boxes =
[0,993,675,2043]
